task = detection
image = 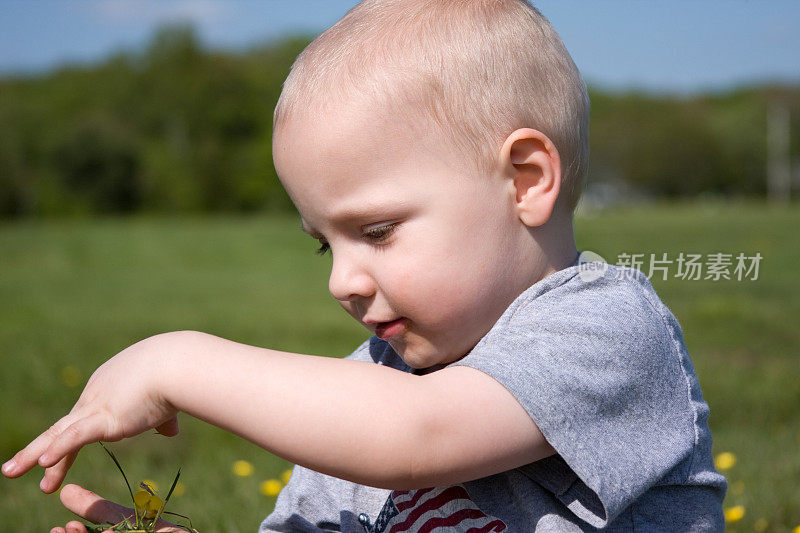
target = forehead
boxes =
[274,99,392,190]
[274,93,417,170]
[272,97,470,231]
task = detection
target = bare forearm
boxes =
[154,331,425,488]
[4,331,551,494]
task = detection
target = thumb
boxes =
[60,484,133,526]
[60,484,182,532]
[155,417,180,437]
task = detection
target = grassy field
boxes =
[0,200,798,531]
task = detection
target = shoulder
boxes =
[518,262,669,327]
[473,261,681,372]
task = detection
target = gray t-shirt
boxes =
[260,262,726,532]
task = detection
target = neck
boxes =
[525,210,579,287]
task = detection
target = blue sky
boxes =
[1,0,799,93]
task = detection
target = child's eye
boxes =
[315,239,330,255]
[362,222,398,243]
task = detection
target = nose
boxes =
[328,249,376,303]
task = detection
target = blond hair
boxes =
[274,0,589,212]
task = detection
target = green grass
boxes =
[0,201,798,531]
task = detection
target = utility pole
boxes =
[767,103,791,204]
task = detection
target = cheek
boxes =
[422,241,517,321]
[393,253,485,322]
[388,267,425,305]
[386,215,516,322]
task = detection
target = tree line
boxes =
[1,24,798,218]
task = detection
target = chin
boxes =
[392,341,467,372]
[395,351,430,370]
[389,341,434,370]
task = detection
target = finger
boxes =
[60,484,133,526]
[155,416,180,437]
[40,450,78,494]
[61,484,181,531]
[65,522,88,533]
[39,413,110,469]
[2,415,76,478]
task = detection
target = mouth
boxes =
[374,318,409,340]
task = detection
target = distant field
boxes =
[1,201,798,531]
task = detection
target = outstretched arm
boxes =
[3,330,554,492]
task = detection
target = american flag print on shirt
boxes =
[370,485,507,532]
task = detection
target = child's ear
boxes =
[499,128,562,227]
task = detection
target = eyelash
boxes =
[314,223,399,256]
[363,222,398,242]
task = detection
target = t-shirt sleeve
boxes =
[450,269,697,527]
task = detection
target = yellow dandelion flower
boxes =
[731,480,745,495]
[753,518,768,532]
[172,481,186,497]
[792,525,800,533]
[281,469,293,485]
[260,478,283,497]
[714,452,736,471]
[232,459,254,477]
[134,489,163,519]
[140,480,159,493]
[723,505,745,523]
[60,366,82,388]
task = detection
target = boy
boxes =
[3,0,726,531]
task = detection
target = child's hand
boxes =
[50,484,184,533]
[2,334,180,493]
